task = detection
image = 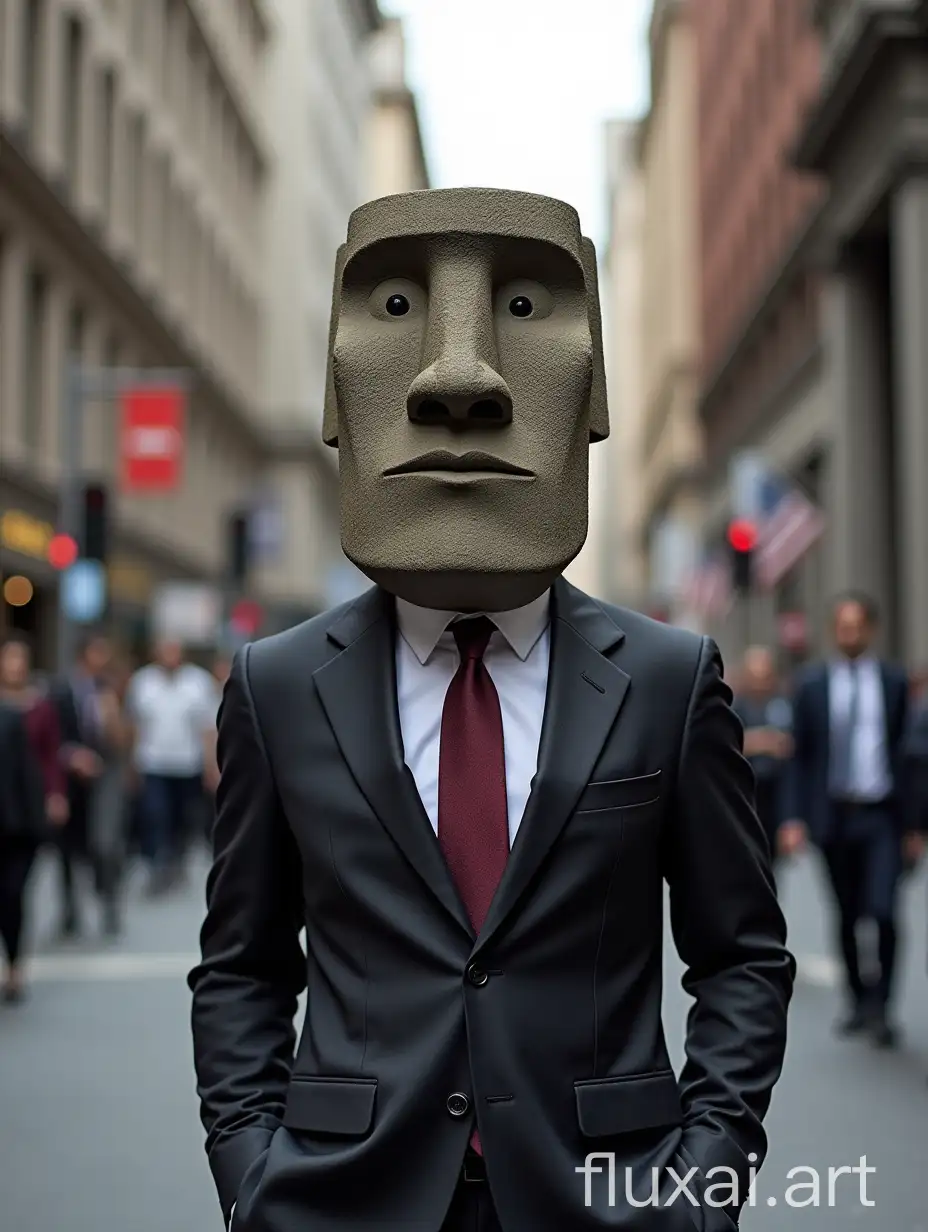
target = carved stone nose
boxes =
[409,394,512,426]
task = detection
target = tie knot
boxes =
[451,616,495,662]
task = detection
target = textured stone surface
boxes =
[322,188,608,611]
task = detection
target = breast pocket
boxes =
[574,770,662,815]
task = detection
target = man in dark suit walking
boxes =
[189,188,793,1231]
[782,593,913,1046]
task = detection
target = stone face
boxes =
[322,188,609,612]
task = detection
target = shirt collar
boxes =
[831,654,875,671]
[395,590,551,666]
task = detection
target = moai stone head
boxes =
[324,187,608,611]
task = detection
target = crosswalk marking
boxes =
[796,953,841,987]
[27,952,200,982]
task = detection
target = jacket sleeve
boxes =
[27,698,67,798]
[188,645,305,1225]
[665,637,795,1208]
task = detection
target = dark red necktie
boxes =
[438,616,509,1155]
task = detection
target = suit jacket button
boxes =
[466,964,489,987]
[447,1092,470,1117]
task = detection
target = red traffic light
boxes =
[727,519,757,553]
[47,533,79,570]
[230,599,263,636]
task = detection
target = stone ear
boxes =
[581,236,609,442]
[322,243,347,447]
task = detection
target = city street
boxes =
[2,850,926,1232]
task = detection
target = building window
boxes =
[63,14,84,193]
[130,0,146,59]
[0,234,5,409]
[22,0,44,147]
[127,112,145,247]
[163,0,178,97]
[98,68,116,221]
[68,302,85,363]
[23,267,47,451]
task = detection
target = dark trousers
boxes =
[139,773,202,869]
[441,1154,502,1232]
[55,786,119,930]
[55,783,88,929]
[0,835,37,966]
[823,802,902,1008]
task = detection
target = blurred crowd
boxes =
[731,592,928,1055]
[0,629,228,1002]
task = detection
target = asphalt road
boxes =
[1,847,926,1232]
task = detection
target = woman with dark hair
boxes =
[0,634,68,1001]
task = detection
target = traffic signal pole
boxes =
[55,362,191,671]
[56,359,84,672]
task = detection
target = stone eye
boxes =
[509,295,533,318]
[386,294,410,316]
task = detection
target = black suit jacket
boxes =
[903,697,928,833]
[189,579,793,1231]
[785,660,909,843]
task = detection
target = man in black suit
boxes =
[781,593,913,1046]
[189,189,793,1232]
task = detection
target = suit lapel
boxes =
[818,665,831,741]
[312,587,472,938]
[476,578,629,951]
[879,662,904,748]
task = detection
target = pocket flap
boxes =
[574,1069,681,1137]
[283,1076,377,1135]
[575,770,662,814]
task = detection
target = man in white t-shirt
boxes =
[126,640,218,893]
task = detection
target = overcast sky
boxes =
[378,0,652,248]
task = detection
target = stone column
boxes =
[42,277,67,475]
[74,13,96,218]
[37,0,63,176]
[1,0,25,123]
[0,232,27,462]
[891,176,928,668]
[821,251,895,646]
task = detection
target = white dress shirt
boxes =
[828,656,892,800]
[395,591,551,846]
[126,662,218,776]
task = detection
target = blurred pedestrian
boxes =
[733,645,792,871]
[84,655,133,935]
[0,634,67,1002]
[125,640,217,894]
[49,632,118,936]
[783,593,916,1046]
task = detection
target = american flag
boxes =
[754,478,826,590]
[683,553,733,620]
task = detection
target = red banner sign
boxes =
[120,387,185,491]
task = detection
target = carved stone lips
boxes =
[383,450,535,477]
